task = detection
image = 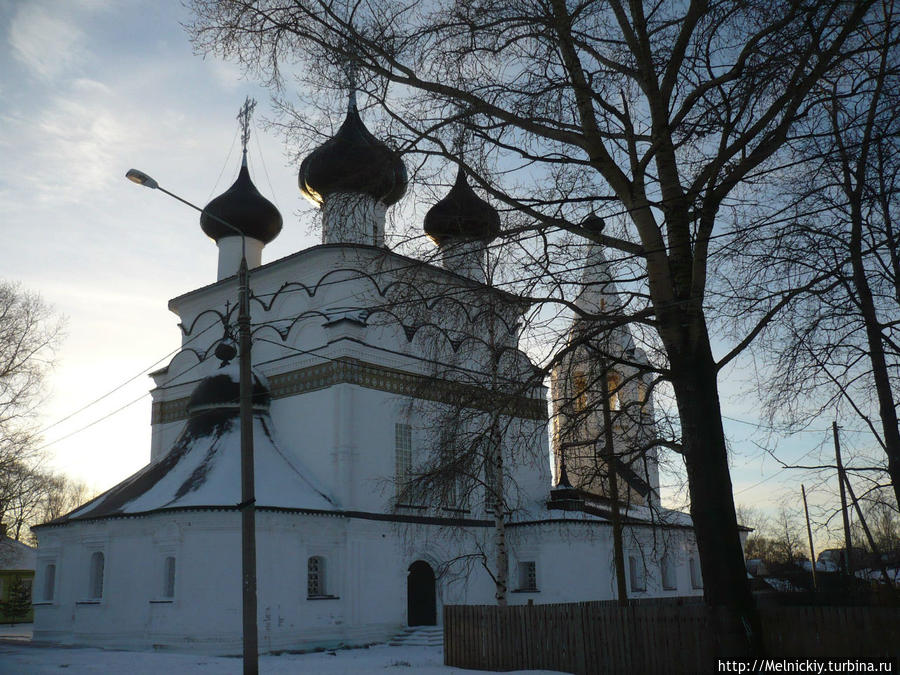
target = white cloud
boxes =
[9,4,86,80]
[207,58,247,90]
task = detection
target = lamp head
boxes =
[126,169,159,189]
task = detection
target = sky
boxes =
[0,0,882,550]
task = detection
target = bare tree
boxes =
[0,280,63,537]
[745,4,900,509]
[187,0,877,655]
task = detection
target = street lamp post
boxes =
[126,169,259,675]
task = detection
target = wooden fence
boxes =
[443,600,900,674]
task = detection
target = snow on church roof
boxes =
[44,371,335,526]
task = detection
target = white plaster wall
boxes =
[34,509,703,654]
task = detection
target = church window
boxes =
[637,382,650,415]
[43,563,56,601]
[484,459,496,511]
[660,554,677,590]
[89,552,104,599]
[308,556,326,597]
[517,561,537,591]
[446,475,458,508]
[607,371,621,411]
[573,370,587,412]
[395,423,412,499]
[690,557,702,589]
[163,557,176,598]
[628,555,646,592]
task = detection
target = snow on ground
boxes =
[0,629,567,675]
[0,623,32,641]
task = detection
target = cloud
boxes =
[207,59,247,90]
[9,4,87,80]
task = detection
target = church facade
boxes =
[32,98,703,654]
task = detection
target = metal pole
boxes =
[801,484,817,591]
[238,257,258,674]
[832,421,853,580]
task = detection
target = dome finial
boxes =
[343,59,359,112]
[237,96,257,168]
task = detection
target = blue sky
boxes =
[0,0,879,548]
[1,0,317,491]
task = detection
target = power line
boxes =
[36,356,208,453]
[37,322,219,436]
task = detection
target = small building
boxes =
[0,532,36,623]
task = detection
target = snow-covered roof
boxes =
[46,406,335,525]
[526,488,695,530]
[0,537,36,570]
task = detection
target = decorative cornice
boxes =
[152,356,547,425]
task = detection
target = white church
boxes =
[31,97,704,654]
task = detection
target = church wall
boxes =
[149,419,182,463]
[33,509,702,654]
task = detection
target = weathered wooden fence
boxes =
[443,600,900,674]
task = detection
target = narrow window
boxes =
[89,552,104,599]
[607,371,622,411]
[43,563,56,601]
[637,382,650,415]
[517,561,537,591]
[573,370,587,412]
[628,555,646,592]
[308,556,325,597]
[484,459,496,511]
[690,557,702,590]
[163,557,176,598]
[661,555,677,590]
[395,423,412,499]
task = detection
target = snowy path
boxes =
[0,636,567,674]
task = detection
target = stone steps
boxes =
[388,626,444,647]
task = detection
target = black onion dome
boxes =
[200,163,283,244]
[186,367,270,416]
[423,167,501,244]
[298,99,407,206]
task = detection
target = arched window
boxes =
[606,371,622,411]
[43,563,56,602]
[307,556,325,597]
[661,555,677,590]
[573,370,588,412]
[89,552,104,599]
[690,557,702,589]
[628,555,646,592]
[163,556,176,598]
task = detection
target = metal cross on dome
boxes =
[237,96,257,159]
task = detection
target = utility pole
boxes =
[801,484,817,591]
[832,422,853,580]
[238,256,259,674]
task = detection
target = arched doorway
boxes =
[407,560,436,626]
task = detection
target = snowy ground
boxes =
[0,626,566,674]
